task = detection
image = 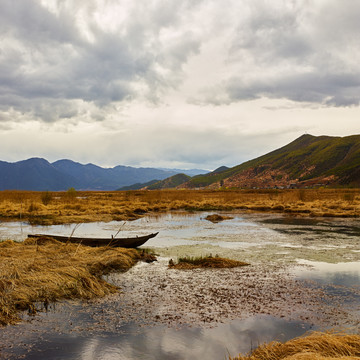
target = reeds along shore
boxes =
[0,188,359,224]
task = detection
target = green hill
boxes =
[117,179,160,190]
[147,173,191,190]
[183,134,360,189]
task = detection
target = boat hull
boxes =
[27,232,159,248]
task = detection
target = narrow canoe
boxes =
[27,232,159,248]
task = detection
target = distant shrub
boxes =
[298,189,306,201]
[66,187,77,199]
[343,193,355,202]
[28,202,39,213]
[41,191,52,205]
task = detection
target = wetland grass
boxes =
[0,237,141,326]
[0,189,359,225]
[169,255,250,269]
[230,332,360,360]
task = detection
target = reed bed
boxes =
[0,237,140,326]
[230,332,360,360]
[0,188,358,224]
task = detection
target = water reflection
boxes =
[295,260,360,287]
[0,212,283,249]
[14,316,312,360]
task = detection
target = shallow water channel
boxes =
[0,212,360,359]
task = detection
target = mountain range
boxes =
[0,158,206,191]
[135,134,359,190]
[1,134,359,191]
[180,134,360,189]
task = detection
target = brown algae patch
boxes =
[96,259,360,330]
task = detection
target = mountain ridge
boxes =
[146,173,192,190]
[180,134,360,189]
[0,158,206,191]
[1,134,359,191]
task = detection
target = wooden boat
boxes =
[27,232,159,248]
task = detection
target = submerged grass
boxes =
[230,331,360,360]
[169,255,250,269]
[0,237,140,326]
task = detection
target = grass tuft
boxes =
[230,331,360,360]
[169,255,250,269]
[205,214,234,222]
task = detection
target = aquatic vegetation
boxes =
[168,255,249,269]
[0,237,141,326]
[230,331,360,360]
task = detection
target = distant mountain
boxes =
[181,134,360,189]
[0,158,206,191]
[158,168,208,176]
[146,173,191,190]
[0,158,78,191]
[117,180,160,191]
[52,160,180,190]
[209,166,229,174]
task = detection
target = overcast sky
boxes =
[1,0,359,170]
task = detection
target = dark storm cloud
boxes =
[1,0,360,128]
[0,0,202,121]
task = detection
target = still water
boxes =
[0,212,359,359]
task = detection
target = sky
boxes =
[0,0,359,170]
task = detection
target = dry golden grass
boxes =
[169,255,250,269]
[0,237,141,326]
[230,332,360,360]
[0,188,359,224]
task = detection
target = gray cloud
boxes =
[0,0,359,170]
[225,72,360,106]
[210,0,360,107]
[3,0,359,126]
[0,0,203,121]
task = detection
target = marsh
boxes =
[0,211,359,359]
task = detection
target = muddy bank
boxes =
[0,258,359,359]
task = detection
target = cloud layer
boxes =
[0,0,359,168]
